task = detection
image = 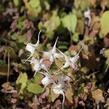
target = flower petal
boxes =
[41,75,53,87]
[52,84,64,95]
[61,56,70,69]
[25,31,41,55]
[26,43,36,54]
[52,84,65,104]
[52,37,58,52]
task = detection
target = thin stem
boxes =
[42,36,48,46]
[23,54,32,63]
[3,50,6,62]
[76,47,83,56]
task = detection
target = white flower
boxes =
[52,83,65,104]
[52,84,64,94]
[29,57,48,76]
[58,75,71,84]
[41,73,54,87]
[69,53,79,70]
[26,43,37,55]
[25,31,41,59]
[60,48,82,70]
[52,75,71,105]
[43,37,62,62]
[30,58,41,72]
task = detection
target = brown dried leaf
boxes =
[48,89,59,102]
[65,88,73,103]
[0,65,13,76]
[2,82,13,91]
[92,89,105,103]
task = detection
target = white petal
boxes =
[50,55,54,62]
[33,63,41,72]
[62,61,70,69]
[70,47,82,64]
[52,84,64,95]
[26,43,36,54]
[41,75,53,87]
[30,58,41,72]
[54,53,63,59]
[25,31,41,55]
[51,37,58,54]
[61,56,70,69]
[29,58,38,64]
[84,9,91,25]
[84,9,90,18]
[70,55,79,64]
[58,50,70,69]
[35,30,41,46]
[61,75,71,82]
[43,51,51,57]
[52,84,65,105]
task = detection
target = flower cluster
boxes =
[25,31,82,105]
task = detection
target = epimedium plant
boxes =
[16,31,83,107]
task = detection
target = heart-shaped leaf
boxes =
[100,11,109,37]
[27,82,43,94]
[62,13,77,33]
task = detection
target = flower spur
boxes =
[43,37,62,63]
[25,31,41,62]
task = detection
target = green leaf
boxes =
[16,35,27,43]
[100,11,109,37]
[104,49,109,58]
[33,73,43,84]
[29,0,41,15]
[24,0,41,16]
[29,0,40,8]
[27,82,43,94]
[74,0,90,11]
[13,0,21,6]
[71,33,79,42]
[44,0,50,10]
[0,60,6,65]
[44,11,60,38]
[58,45,68,50]
[78,84,84,94]
[62,13,77,33]
[16,72,28,94]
